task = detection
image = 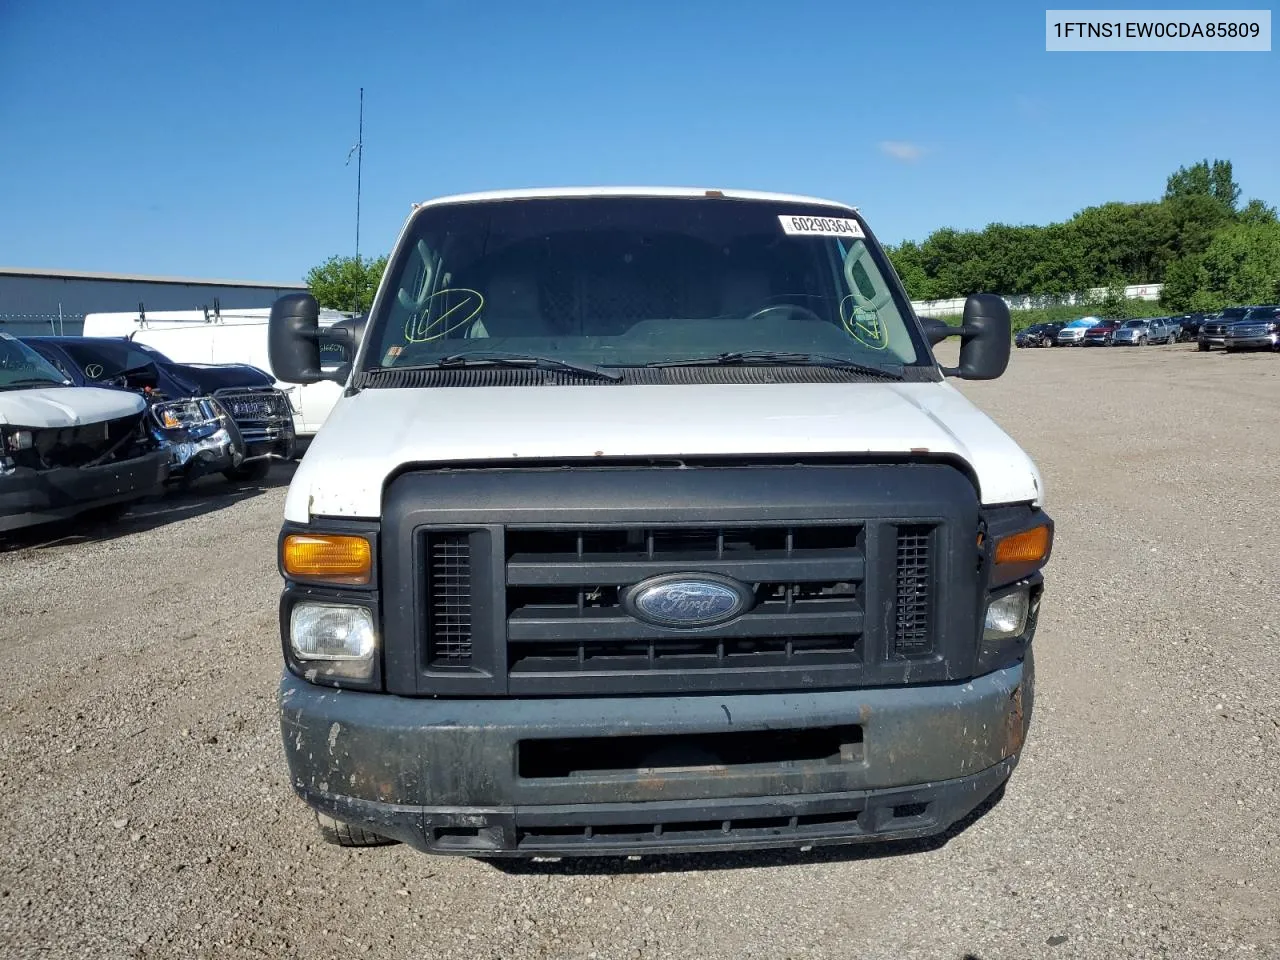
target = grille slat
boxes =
[507,602,863,642]
[506,552,864,586]
[893,526,933,656]
[427,535,473,666]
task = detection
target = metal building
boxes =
[0,267,308,337]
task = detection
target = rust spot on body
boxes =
[1005,683,1026,755]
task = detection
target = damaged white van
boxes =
[269,188,1053,858]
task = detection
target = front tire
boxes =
[1198,342,1210,352]
[315,812,397,848]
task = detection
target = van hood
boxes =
[285,382,1043,522]
[0,386,146,428]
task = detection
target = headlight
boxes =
[984,589,1030,641]
[290,602,377,680]
[4,429,33,451]
[151,398,223,435]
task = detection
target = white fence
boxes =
[911,283,1164,318]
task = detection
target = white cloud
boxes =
[878,141,925,163]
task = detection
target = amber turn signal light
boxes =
[994,525,1052,566]
[282,534,372,585]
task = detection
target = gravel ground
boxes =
[2,342,1278,960]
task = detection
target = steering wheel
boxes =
[745,303,826,325]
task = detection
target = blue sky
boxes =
[1,0,1275,283]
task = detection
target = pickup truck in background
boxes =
[23,336,295,483]
[1055,317,1100,346]
[1113,317,1179,346]
[81,307,364,443]
[1223,306,1280,352]
[1199,307,1252,351]
[1082,319,1122,346]
[1,332,168,533]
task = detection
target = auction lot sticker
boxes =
[779,215,866,238]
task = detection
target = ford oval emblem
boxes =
[623,574,753,628]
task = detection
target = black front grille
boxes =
[505,524,865,681]
[382,462,982,697]
[893,526,933,655]
[213,388,292,443]
[427,535,473,666]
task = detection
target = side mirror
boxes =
[324,316,367,362]
[924,294,1012,380]
[920,315,952,346]
[267,293,349,385]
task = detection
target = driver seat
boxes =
[469,271,552,339]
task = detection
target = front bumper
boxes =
[279,657,1033,857]
[158,425,240,481]
[1225,334,1278,349]
[0,448,169,533]
[215,390,297,463]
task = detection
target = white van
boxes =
[266,186,1055,860]
[81,306,358,439]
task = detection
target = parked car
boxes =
[1083,319,1122,346]
[1113,317,1179,346]
[22,336,295,483]
[1055,317,1100,346]
[1224,305,1280,352]
[1199,307,1253,351]
[1,332,168,533]
[1015,322,1064,348]
[1173,313,1206,341]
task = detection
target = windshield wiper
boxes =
[0,378,69,391]
[376,352,623,382]
[645,351,904,380]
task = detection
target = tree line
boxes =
[302,160,1279,315]
[885,159,1279,312]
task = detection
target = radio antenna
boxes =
[346,87,364,268]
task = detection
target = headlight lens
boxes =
[151,398,224,436]
[4,429,33,451]
[290,602,377,680]
[984,589,1030,641]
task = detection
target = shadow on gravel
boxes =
[0,460,297,553]
[481,784,1008,877]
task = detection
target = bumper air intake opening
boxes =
[517,725,865,779]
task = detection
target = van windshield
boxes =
[362,196,927,373]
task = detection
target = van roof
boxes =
[415,186,857,211]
